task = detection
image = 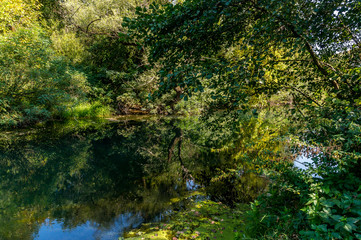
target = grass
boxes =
[58,101,113,119]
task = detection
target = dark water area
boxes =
[0,117,266,240]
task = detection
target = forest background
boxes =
[1,0,361,239]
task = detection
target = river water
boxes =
[0,117,265,240]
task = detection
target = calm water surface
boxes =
[0,117,264,240]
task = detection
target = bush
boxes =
[0,27,92,127]
[57,101,112,119]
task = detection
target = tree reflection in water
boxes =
[0,117,266,240]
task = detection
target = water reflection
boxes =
[34,213,143,240]
[0,117,266,240]
[0,118,204,240]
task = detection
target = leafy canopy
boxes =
[128,0,361,105]
[127,0,361,238]
[0,0,40,33]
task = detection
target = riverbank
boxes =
[123,199,249,240]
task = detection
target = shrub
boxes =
[0,27,91,127]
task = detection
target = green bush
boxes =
[57,101,112,119]
[51,28,90,64]
[0,27,92,127]
[244,103,361,239]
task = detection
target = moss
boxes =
[123,200,249,240]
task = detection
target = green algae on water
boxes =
[124,200,249,240]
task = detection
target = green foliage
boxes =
[295,104,361,239]
[188,110,289,205]
[124,199,248,239]
[127,0,361,108]
[59,0,139,34]
[38,0,61,20]
[127,0,361,238]
[57,101,113,119]
[0,27,91,127]
[242,105,361,239]
[1,0,360,238]
[0,0,40,33]
[50,29,90,64]
[52,0,195,115]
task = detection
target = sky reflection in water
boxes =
[34,213,143,240]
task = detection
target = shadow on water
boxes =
[0,117,266,240]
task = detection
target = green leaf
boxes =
[354,233,361,239]
[206,73,213,79]
[321,199,335,207]
[335,222,344,230]
[347,218,359,224]
[343,223,353,233]
[317,224,328,233]
[331,215,342,222]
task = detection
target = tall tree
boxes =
[128,0,361,104]
[128,0,361,238]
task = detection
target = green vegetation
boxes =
[0,118,265,240]
[0,0,40,33]
[124,199,248,240]
[0,27,93,126]
[1,0,361,239]
[0,0,199,128]
[125,0,361,238]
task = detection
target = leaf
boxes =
[321,199,335,207]
[206,73,213,79]
[351,209,361,216]
[347,218,359,224]
[317,224,328,233]
[354,233,361,239]
[331,232,341,239]
[331,215,342,222]
[300,231,316,237]
[343,223,353,233]
[335,222,344,230]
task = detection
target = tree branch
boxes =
[337,15,361,48]
[86,19,101,33]
[249,1,341,90]
[286,86,322,107]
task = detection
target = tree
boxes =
[55,0,176,114]
[127,0,361,238]
[128,0,360,104]
[0,27,90,126]
[0,0,40,33]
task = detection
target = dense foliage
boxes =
[0,0,198,128]
[0,0,40,33]
[126,0,361,238]
[1,0,361,239]
[0,27,94,126]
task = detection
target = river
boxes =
[0,117,266,240]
